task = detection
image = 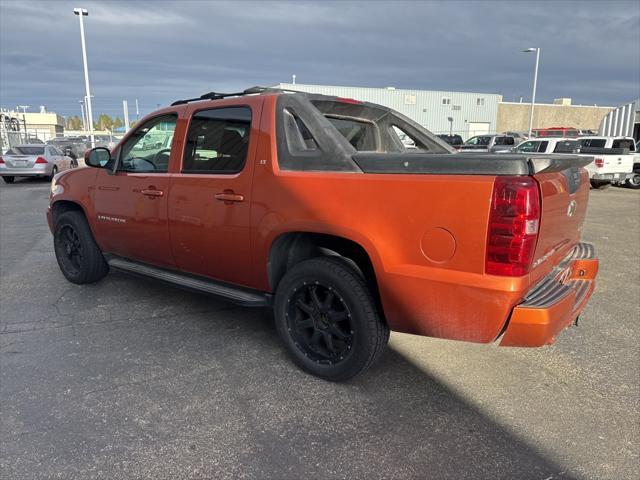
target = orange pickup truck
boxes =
[47,87,599,381]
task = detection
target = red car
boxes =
[47,88,599,380]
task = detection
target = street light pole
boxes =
[74,7,95,148]
[523,47,540,138]
[79,100,86,131]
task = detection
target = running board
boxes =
[107,257,271,307]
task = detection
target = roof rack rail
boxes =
[170,86,270,106]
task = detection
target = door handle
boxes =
[215,191,244,203]
[141,189,164,197]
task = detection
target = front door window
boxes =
[119,115,177,172]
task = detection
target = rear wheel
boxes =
[54,211,108,284]
[2,176,15,184]
[626,173,640,190]
[274,256,389,381]
[590,180,611,190]
[47,166,58,182]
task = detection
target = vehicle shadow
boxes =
[111,274,576,480]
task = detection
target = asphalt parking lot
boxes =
[0,178,638,480]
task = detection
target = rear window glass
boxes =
[390,125,431,152]
[7,146,44,155]
[553,141,578,153]
[612,139,635,150]
[580,139,606,148]
[325,116,377,151]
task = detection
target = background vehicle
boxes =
[1,144,73,183]
[625,140,640,189]
[533,127,579,137]
[48,88,598,381]
[501,131,529,144]
[514,138,580,154]
[46,137,86,166]
[577,136,636,189]
[458,134,516,152]
[436,134,463,147]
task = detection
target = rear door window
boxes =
[182,107,251,173]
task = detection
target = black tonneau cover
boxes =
[351,153,593,176]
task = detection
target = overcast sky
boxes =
[1,0,638,119]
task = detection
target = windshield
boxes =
[7,146,45,155]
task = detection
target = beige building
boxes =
[21,112,65,141]
[497,99,613,133]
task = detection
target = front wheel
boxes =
[54,211,109,284]
[274,257,389,381]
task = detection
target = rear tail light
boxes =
[486,176,541,276]
[0,157,4,164]
[35,157,48,164]
[594,157,604,168]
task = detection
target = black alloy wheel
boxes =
[58,225,84,277]
[286,281,355,365]
[53,211,108,284]
[274,256,389,381]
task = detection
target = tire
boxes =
[53,210,109,284]
[274,256,389,381]
[625,173,640,190]
[2,176,15,184]
[47,166,58,182]
[590,180,611,190]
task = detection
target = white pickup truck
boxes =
[577,136,637,189]
[514,138,580,155]
[514,136,639,189]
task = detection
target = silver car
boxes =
[0,144,74,184]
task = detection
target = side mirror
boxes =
[85,147,111,168]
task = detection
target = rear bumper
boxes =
[499,243,599,347]
[0,165,52,177]
[591,172,628,181]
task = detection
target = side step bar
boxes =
[107,257,271,307]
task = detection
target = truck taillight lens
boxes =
[0,157,4,164]
[486,176,541,276]
[595,158,604,168]
[35,157,48,164]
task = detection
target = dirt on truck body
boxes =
[46,87,599,380]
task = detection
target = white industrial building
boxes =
[275,83,501,139]
[599,98,640,141]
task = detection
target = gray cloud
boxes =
[1,0,638,118]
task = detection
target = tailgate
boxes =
[529,156,591,284]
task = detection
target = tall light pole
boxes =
[79,100,86,131]
[523,47,540,138]
[74,7,95,148]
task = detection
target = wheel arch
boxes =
[51,200,90,225]
[267,232,386,322]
